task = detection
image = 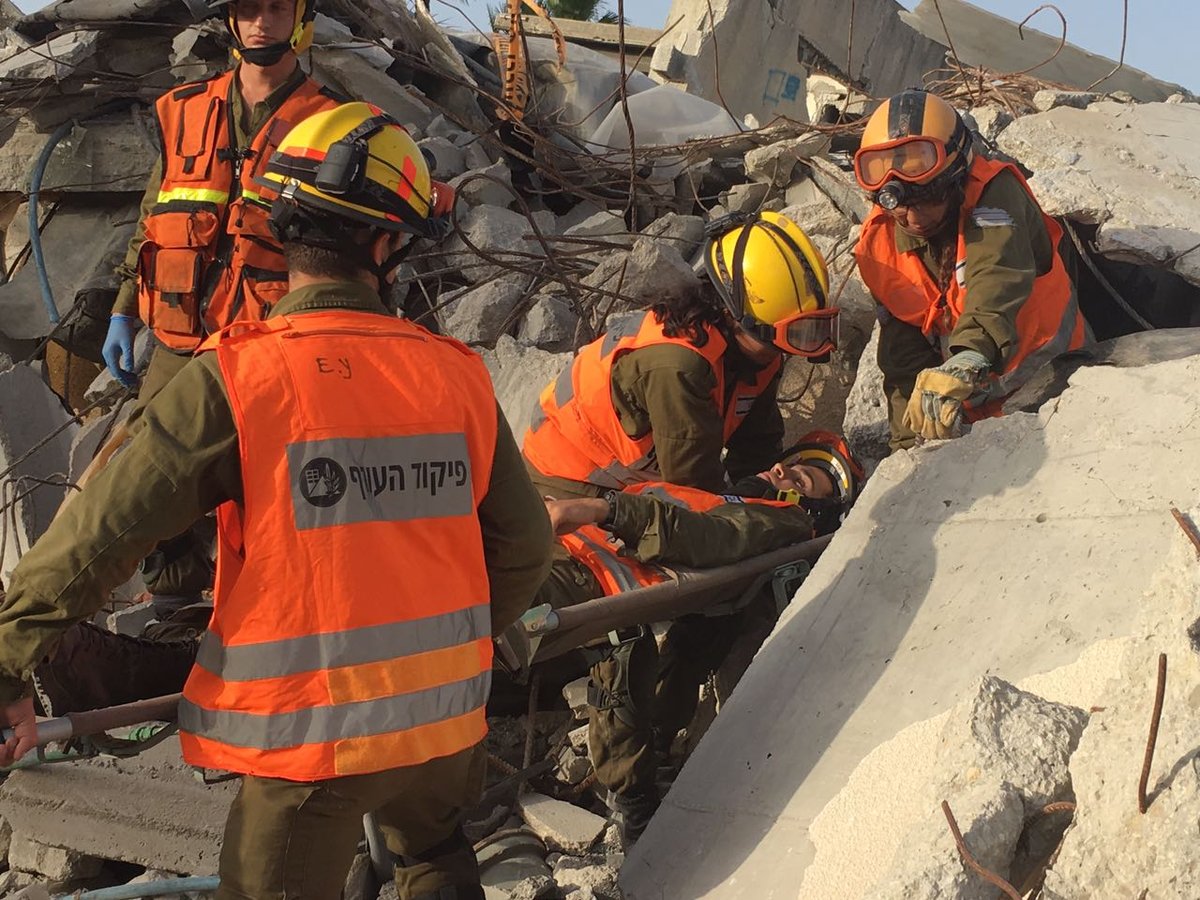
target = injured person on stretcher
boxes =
[27,432,862,845]
[497,430,863,843]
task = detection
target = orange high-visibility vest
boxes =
[177,309,499,780]
[522,312,781,488]
[855,156,1088,412]
[560,482,801,595]
[137,71,343,352]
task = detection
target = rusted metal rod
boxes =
[1170,507,1200,557]
[941,800,1022,900]
[1138,653,1167,814]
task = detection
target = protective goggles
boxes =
[761,306,840,358]
[853,136,948,191]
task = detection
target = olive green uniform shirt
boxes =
[0,282,554,704]
[536,490,814,610]
[875,169,1061,449]
[111,64,311,317]
[531,340,784,501]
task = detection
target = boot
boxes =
[33,621,199,717]
[605,786,661,846]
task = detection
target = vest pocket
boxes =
[137,209,222,344]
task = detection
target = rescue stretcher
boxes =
[0,535,830,761]
[504,533,832,668]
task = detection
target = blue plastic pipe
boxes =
[27,117,78,324]
[54,876,220,899]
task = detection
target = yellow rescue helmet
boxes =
[703,211,838,358]
[208,0,316,64]
[258,101,436,237]
[854,90,973,208]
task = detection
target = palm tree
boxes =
[545,0,619,23]
[487,0,622,25]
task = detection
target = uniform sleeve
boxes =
[877,312,942,451]
[0,356,241,703]
[608,492,813,568]
[477,404,554,635]
[613,346,727,492]
[723,373,784,481]
[948,170,1050,366]
[112,156,163,317]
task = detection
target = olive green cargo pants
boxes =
[215,744,486,900]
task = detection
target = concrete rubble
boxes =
[624,354,1200,898]
[0,0,1192,897]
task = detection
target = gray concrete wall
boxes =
[651,0,948,124]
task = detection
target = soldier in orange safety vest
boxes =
[852,89,1090,450]
[523,211,842,500]
[519,432,863,844]
[96,0,456,616]
[0,104,552,900]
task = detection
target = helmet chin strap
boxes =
[236,41,293,67]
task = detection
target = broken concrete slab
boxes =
[2,198,140,339]
[580,237,702,323]
[564,211,629,243]
[442,277,526,346]
[553,856,621,899]
[480,337,571,443]
[744,133,832,188]
[310,19,436,135]
[417,136,466,179]
[901,0,1188,102]
[517,295,579,353]
[169,23,225,84]
[640,212,705,259]
[0,740,236,876]
[841,320,889,472]
[0,109,159,194]
[805,156,871,224]
[1032,90,1099,112]
[0,364,78,585]
[621,353,1200,899]
[450,161,515,210]
[942,677,1087,811]
[518,793,607,855]
[653,0,946,123]
[997,101,1200,285]
[444,205,544,285]
[7,835,101,883]
[0,30,100,81]
[719,182,770,214]
[1037,537,1200,899]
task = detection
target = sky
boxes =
[10,0,1196,92]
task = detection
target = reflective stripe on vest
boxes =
[522,311,781,488]
[179,310,498,779]
[138,72,341,352]
[854,156,1087,404]
[559,525,669,595]
[559,482,802,595]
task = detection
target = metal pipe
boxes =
[55,876,220,899]
[1,693,181,747]
[532,535,833,660]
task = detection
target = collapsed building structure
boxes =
[0,0,1193,897]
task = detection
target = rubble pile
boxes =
[0,0,1192,898]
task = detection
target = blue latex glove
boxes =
[102,314,141,388]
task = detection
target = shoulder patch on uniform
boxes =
[971,206,1016,228]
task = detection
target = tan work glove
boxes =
[902,350,991,441]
